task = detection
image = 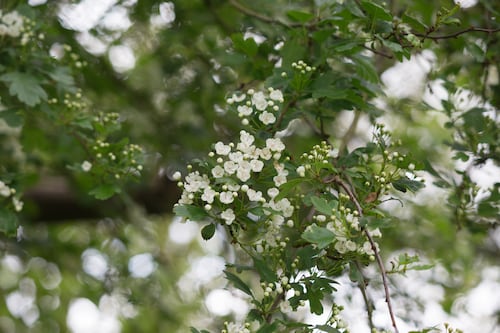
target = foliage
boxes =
[0,1,499,333]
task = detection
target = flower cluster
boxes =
[227,87,284,127]
[221,321,251,333]
[175,129,295,247]
[0,180,23,212]
[0,10,24,38]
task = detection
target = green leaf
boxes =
[201,223,216,240]
[312,89,348,100]
[49,67,76,89]
[310,196,338,215]
[231,33,258,57]
[345,0,365,18]
[314,325,341,333]
[392,177,425,193]
[286,10,314,23]
[89,184,120,200]
[308,291,323,314]
[361,1,392,21]
[256,322,278,333]
[402,12,428,31]
[173,204,209,221]
[0,207,18,235]
[0,109,24,127]
[276,178,308,201]
[253,257,278,282]
[301,224,335,249]
[224,270,253,296]
[0,72,48,107]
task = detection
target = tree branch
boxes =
[334,176,399,333]
[415,26,500,41]
[228,0,291,28]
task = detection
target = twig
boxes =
[354,260,375,330]
[228,0,291,28]
[414,26,500,41]
[334,176,400,333]
[339,110,361,153]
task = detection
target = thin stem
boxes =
[414,26,500,41]
[228,0,290,28]
[354,260,375,330]
[334,176,400,333]
[339,110,361,153]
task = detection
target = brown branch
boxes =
[354,260,375,330]
[414,26,500,41]
[228,0,291,28]
[334,176,399,333]
[339,110,361,153]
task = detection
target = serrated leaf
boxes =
[314,325,341,333]
[361,1,392,21]
[49,66,76,89]
[173,204,209,221]
[0,72,47,107]
[286,10,314,23]
[402,12,428,31]
[231,33,258,57]
[392,177,425,193]
[302,224,335,249]
[345,0,365,18]
[310,196,337,215]
[224,270,253,296]
[89,184,120,200]
[256,322,279,333]
[0,207,18,235]
[201,223,216,240]
[253,257,278,282]
[0,109,24,127]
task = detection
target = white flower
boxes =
[250,159,264,172]
[227,183,241,191]
[225,322,250,333]
[269,89,284,102]
[231,93,246,102]
[239,130,255,146]
[335,241,347,254]
[219,191,234,204]
[236,161,252,182]
[1,11,23,37]
[252,91,268,110]
[273,198,294,217]
[273,174,287,187]
[211,165,225,178]
[223,160,238,175]
[259,111,276,125]
[214,141,231,155]
[236,169,251,182]
[247,188,263,202]
[266,138,285,152]
[229,151,244,163]
[267,187,279,198]
[12,197,23,212]
[178,192,193,205]
[221,208,236,225]
[172,171,182,180]
[237,105,253,116]
[259,147,272,160]
[184,172,210,192]
[0,181,11,197]
[81,161,92,172]
[296,165,305,177]
[201,187,217,203]
[345,240,357,252]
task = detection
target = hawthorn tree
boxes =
[0,1,498,333]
